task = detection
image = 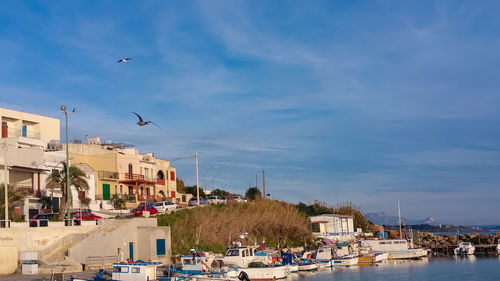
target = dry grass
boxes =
[158,199,313,255]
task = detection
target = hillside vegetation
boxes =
[157,199,313,256]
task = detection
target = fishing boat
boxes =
[360,239,427,260]
[454,242,475,255]
[357,252,388,264]
[332,254,358,266]
[220,245,290,280]
[297,262,319,271]
[70,261,177,281]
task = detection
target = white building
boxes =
[310,214,355,242]
[1,107,96,220]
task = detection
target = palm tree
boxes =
[45,164,89,221]
[0,184,29,221]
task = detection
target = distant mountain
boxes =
[365,212,438,226]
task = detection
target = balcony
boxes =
[98,171,119,180]
[2,127,41,140]
[157,178,165,185]
[125,173,144,181]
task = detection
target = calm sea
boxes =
[289,256,500,281]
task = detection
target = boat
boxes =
[454,242,475,255]
[360,239,427,260]
[357,253,389,264]
[71,261,178,281]
[177,251,216,275]
[220,245,290,280]
[297,262,319,271]
[332,254,358,266]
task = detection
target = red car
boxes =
[70,210,102,220]
[134,201,158,216]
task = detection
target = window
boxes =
[156,239,166,255]
[226,249,239,256]
[170,171,175,181]
[183,259,192,265]
[132,267,140,273]
[311,223,321,233]
[113,266,129,273]
[242,250,246,257]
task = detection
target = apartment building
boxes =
[68,137,182,205]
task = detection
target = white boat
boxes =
[297,262,319,271]
[360,239,427,260]
[220,246,289,280]
[454,242,475,255]
[225,265,290,281]
[178,251,216,275]
[71,261,165,281]
[289,263,298,272]
[332,255,358,266]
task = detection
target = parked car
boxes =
[207,196,224,204]
[29,213,56,227]
[188,197,208,207]
[155,201,178,213]
[134,201,158,216]
[70,210,102,220]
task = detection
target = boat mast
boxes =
[398,200,402,239]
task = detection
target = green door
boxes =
[103,184,110,200]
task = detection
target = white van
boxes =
[155,201,178,213]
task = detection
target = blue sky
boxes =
[1,1,500,224]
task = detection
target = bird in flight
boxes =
[133,112,161,128]
[117,58,133,63]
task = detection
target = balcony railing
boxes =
[2,127,41,140]
[98,171,119,180]
[125,173,144,181]
[157,179,165,185]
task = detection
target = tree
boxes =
[245,187,262,201]
[111,194,127,210]
[211,188,230,197]
[0,184,29,221]
[45,164,89,221]
[176,178,185,193]
[184,185,206,198]
[80,197,91,208]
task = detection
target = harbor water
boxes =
[291,256,500,281]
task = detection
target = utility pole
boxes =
[195,152,199,206]
[398,200,402,239]
[262,169,266,198]
[255,174,258,189]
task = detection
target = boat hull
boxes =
[358,253,388,264]
[297,263,319,271]
[332,257,358,266]
[229,265,289,280]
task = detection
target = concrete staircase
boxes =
[37,219,130,273]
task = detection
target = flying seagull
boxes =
[117,58,133,63]
[133,112,161,128]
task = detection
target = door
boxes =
[103,184,110,200]
[1,122,7,138]
[129,242,134,261]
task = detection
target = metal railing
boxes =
[98,171,119,180]
[124,173,144,180]
[0,220,11,228]
[29,219,49,227]
[3,127,41,139]
[85,255,118,268]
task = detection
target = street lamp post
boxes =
[60,106,73,225]
[212,173,223,190]
[203,165,218,189]
[167,153,200,206]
